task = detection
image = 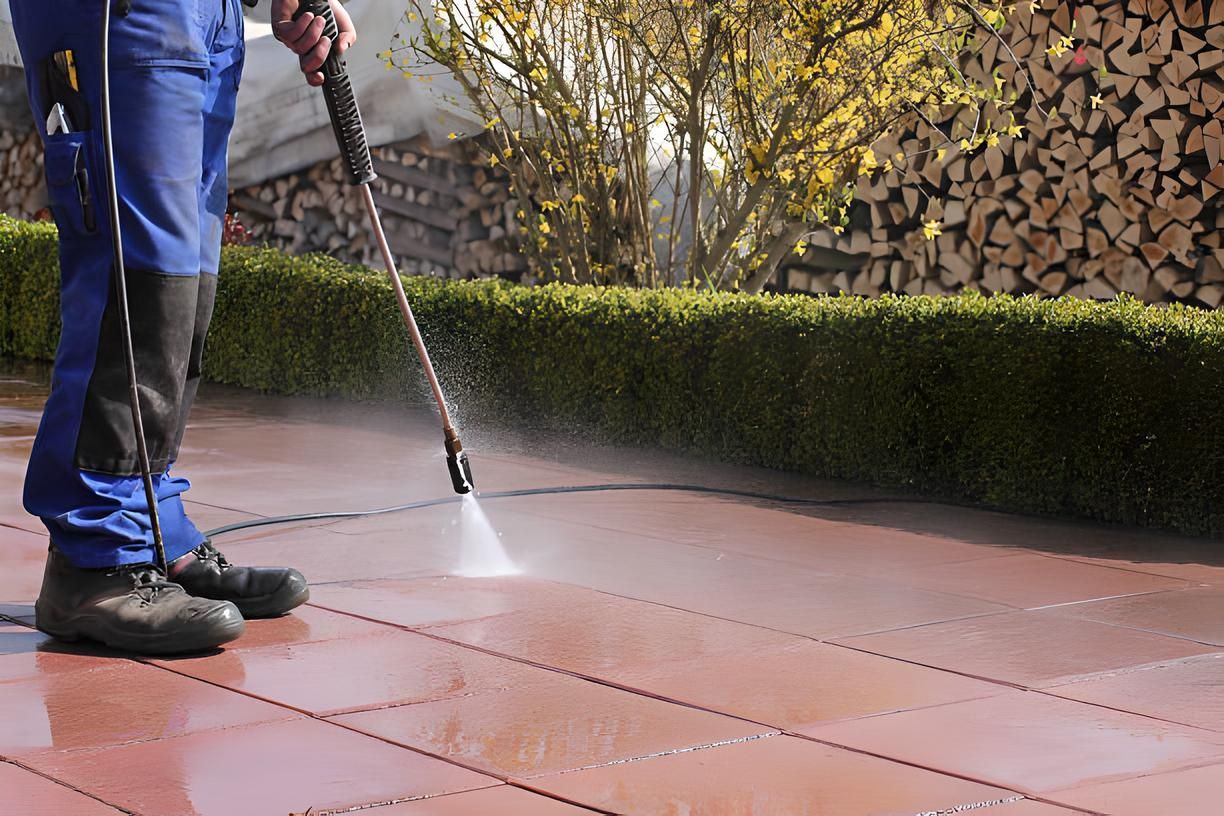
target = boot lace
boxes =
[193,540,232,571]
[106,565,176,606]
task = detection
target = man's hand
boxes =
[271,0,358,87]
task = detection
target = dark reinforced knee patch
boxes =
[75,269,200,476]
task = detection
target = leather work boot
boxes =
[170,540,309,619]
[35,548,245,655]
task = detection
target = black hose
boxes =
[101,0,168,573]
[204,482,930,538]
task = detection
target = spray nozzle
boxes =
[444,428,475,495]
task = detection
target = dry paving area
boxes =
[2,365,1224,815]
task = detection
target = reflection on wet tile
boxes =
[24,718,494,816]
[1047,653,1224,732]
[0,620,48,657]
[362,785,599,814]
[162,631,551,716]
[422,591,799,680]
[334,671,769,777]
[224,604,398,651]
[806,690,1224,794]
[1051,762,1224,814]
[614,639,1006,729]
[525,733,1018,815]
[0,761,124,815]
[310,576,616,630]
[1,659,293,756]
[835,610,1220,687]
[1046,586,1224,645]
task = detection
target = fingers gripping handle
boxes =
[294,0,377,185]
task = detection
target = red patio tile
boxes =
[160,630,551,716]
[977,802,1094,814]
[1,659,294,757]
[1045,586,1224,645]
[308,576,587,630]
[834,609,1220,687]
[0,762,123,815]
[507,492,1010,575]
[805,690,1224,794]
[214,523,458,583]
[421,590,801,680]
[883,553,1189,609]
[361,785,600,814]
[613,639,1007,730]
[417,525,1008,641]
[225,604,399,651]
[1049,761,1224,814]
[1055,555,1224,586]
[1046,653,1224,732]
[0,642,109,684]
[24,717,494,816]
[523,733,1019,815]
[334,671,770,778]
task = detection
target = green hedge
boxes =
[3,215,1223,535]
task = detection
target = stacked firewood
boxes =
[229,134,526,280]
[791,0,1224,306]
[0,127,49,220]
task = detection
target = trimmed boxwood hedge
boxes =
[3,215,1223,535]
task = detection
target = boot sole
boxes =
[35,603,246,656]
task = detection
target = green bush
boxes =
[3,214,1223,535]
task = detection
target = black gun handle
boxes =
[294,0,377,185]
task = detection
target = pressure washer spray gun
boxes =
[293,0,475,495]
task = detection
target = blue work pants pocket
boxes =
[43,134,99,237]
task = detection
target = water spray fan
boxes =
[295,0,475,495]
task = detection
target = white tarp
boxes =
[0,1,479,187]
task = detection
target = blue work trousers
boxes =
[10,0,245,568]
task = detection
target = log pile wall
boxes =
[788,0,1224,306]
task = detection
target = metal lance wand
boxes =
[294,0,475,495]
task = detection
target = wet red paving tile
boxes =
[1045,586,1224,645]
[23,717,494,816]
[523,733,1019,815]
[613,639,1007,730]
[883,553,1190,610]
[334,671,770,778]
[0,643,109,684]
[505,493,1010,574]
[834,610,1220,687]
[0,762,123,815]
[421,591,800,680]
[225,604,398,651]
[1049,761,1224,814]
[438,525,1008,641]
[1,659,294,757]
[1046,653,1224,732]
[363,785,600,814]
[650,571,1010,640]
[160,630,551,716]
[977,802,1095,815]
[315,573,981,673]
[213,524,457,583]
[1056,555,1224,586]
[308,576,588,630]
[805,690,1224,794]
